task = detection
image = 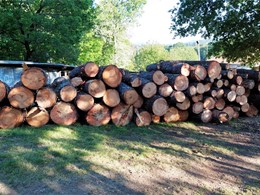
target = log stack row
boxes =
[0,60,259,129]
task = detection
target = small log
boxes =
[101,65,122,88]
[223,106,235,120]
[103,89,120,107]
[192,102,204,114]
[224,89,237,102]
[212,110,229,123]
[139,70,167,85]
[245,105,259,117]
[0,106,24,129]
[213,80,223,88]
[111,103,133,126]
[121,70,141,87]
[75,92,94,112]
[204,83,212,92]
[26,107,49,127]
[143,95,169,116]
[190,83,205,94]
[83,79,106,98]
[215,99,226,110]
[207,61,222,80]
[235,95,248,106]
[158,83,173,97]
[70,77,84,88]
[236,86,245,96]
[118,83,139,105]
[36,87,57,109]
[163,107,180,123]
[241,103,250,113]
[230,84,237,91]
[178,110,189,122]
[191,94,203,103]
[203,97,216,110]
[0,80,10,102]
[134,109,152,126]
[137,78,157,98]
[230,75,243,85]
[133,94,144,108]
[8,86,35,109]
[86,103,110,126]
[221,70,234,79]
[166,74,189,91]
[69,62,99,78]
[200,109,213,123]
[223,79,229,87]
[152,115,161,123]
[21,67,47,90]
[176,97,190,110]
[168,91,186,104]
[215,89,225,99]
[189,65,207,81]
[184,85,197,97]
[50,102,78,125]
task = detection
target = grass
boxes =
[0,120,260,194]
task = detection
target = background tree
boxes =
[0,0,95,64]
[78,0,146,67]
[168,43,198,61]
[171,0,260,64]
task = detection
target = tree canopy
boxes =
[170,0,260,64]
[0,0,95,63]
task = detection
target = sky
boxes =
[128,0,202,45]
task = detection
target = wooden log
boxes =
[223,106,235,120]
[236,86,245,96]
[8,86,34,109]
[111,103,133,126]
[158,83,173,97]
[0,80,10,102]
[50,102,78,125]
[207,61,222,80]
[166,74,189,91]
[134,109,152,126]
[176,97,190,110]
[235,95,248,106]
[36,87,57,109]
[139,70,167,85]
[133,94,144,108]
[86,103,110,126]
[189,65,207,81]
[183,85,197,97]
[213,79,223,88]
[215,99,226,110]
[241,103,250,113]
[204,83,212,92]
[75,92,94,112]
[21,67,47,90]
[224,89,237,102]
[168,91,186,104]
[0,106,24,129]
[163,107,180,123]
[200,109,213,123]
[143,95,169,116]
[191,94,203,103]
[120,69,142,87]
[152,115,161,123]
[26,107,49,127]
[190,83,205,94]
[215,89,225,99]
[69,62,99,78]
[150,61,191,76]
[137,77,157,98]
[118,83,139,105]
[70,77,84,88]
[192,102,204,114]
[245,105,259,117]
[236,69,260,82]
[102,89,120,107]
[230,75,243,85]
[178,110,189,122]
[242,79,255,89]
[203,97,216,110]
[221,70,234,80]
[83,79,106,98]
[212,110,229,123]
[101,65,122,88]
[223,79,229,87]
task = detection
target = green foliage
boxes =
[169,46,198,61]
[0,0,95,63]
[171,0,260,64]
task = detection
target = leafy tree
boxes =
[169,43,198,60]
[79,0,146,67]
[0,0,95,63]
[171,0,260,64]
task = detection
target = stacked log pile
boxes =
[0,60,260,129]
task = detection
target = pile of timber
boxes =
[0,60,260,129]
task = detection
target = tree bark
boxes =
[118,82,139,105]
[139,70,167,85]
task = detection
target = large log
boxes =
[103,89,120,107]
[166,74,189,91]
[134,109,152,126]
[83,79,106,98]
[111,103,133,126]
[163,107,180,123]
[26,107,49,127]
[118,83,139,105]
[212,110,229,123]
[207,61,222,80]
[74,92,94,112]
[8,86,35,109]
[200,109,213,123]
[36,87,57,108]
[50,102,78,125]
[86,103,110,126]
[189,65,207,81]
[21,67,47,90]
[158,83,173,97]
[139,70,167,85]
[120,69,142,87]
[69,62,99,78]
[0,80,10,102]
[176,97,191,110]
[143,95,169,116]
[0,106,24,129]
[137,77,157,98]
[192,102,204,114]
[101,65,122,88]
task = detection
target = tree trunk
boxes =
[0,106,24,129]
[36,87,57,108]
[26,107,49,127]
[111,103,133,126]
[120,69,141,87]
[86,103,110,126]
[50,102,78,125]
[143,95,169,116]
[103,89,120,107]
[74,92,94,112]
[21,67,47,90]
[118,82,139,105]
[8,86,35,109]
[83,79,106,98]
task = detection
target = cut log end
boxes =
[21,67,47,90]
[8,86,35,109]
[103,89,120,107]
[0,106,24,129]
[134,110,152,126]
[71,77,84,87]
[83,62,99,77]
[36,87,57,109]
[163,107,180,123]
[84,79,106,98]
[174,75,189,91]
[60,85,77,102]
[207,61,222,79]
[0,81,8,102]
[86,104,110,126]
[142,82,157,98]
[26,107,49,127]
[75,93,94,112]
[102,65,122,88]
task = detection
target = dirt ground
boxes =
[1,116,260,195]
